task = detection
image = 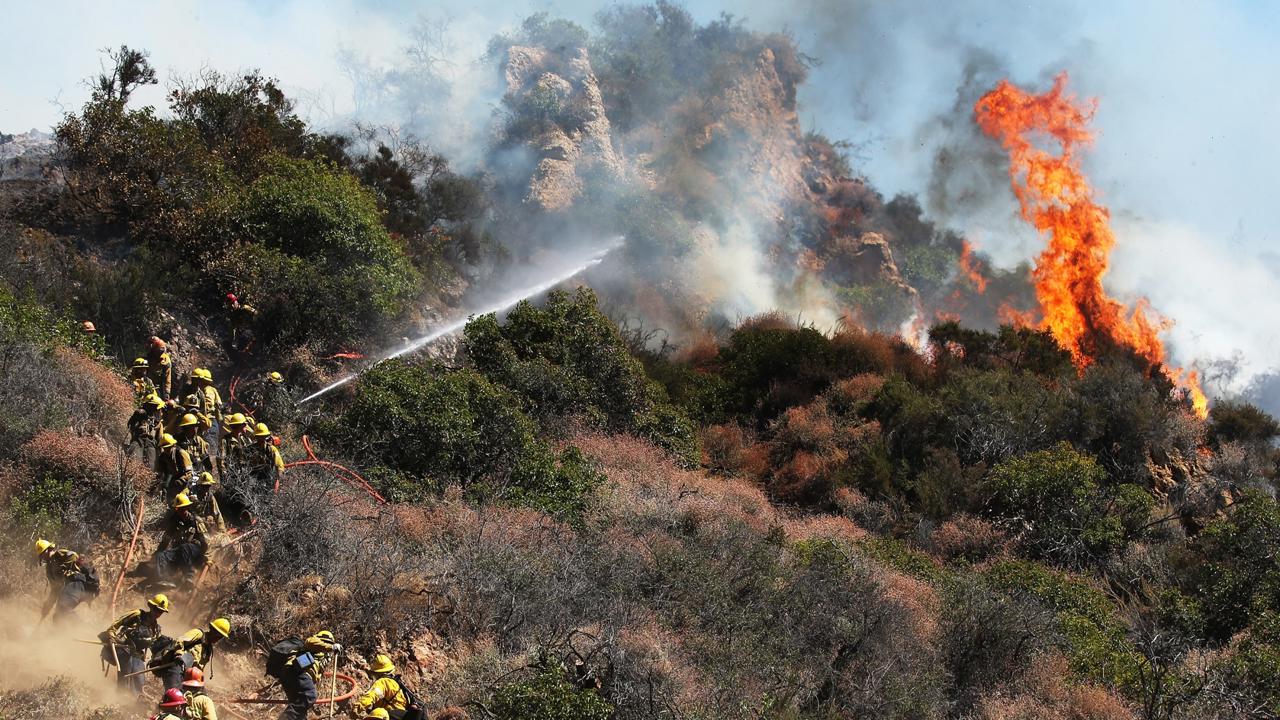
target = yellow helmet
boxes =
[225,413,247,427]
[199,471,217,486]
[178,413,200,429]
[253,422,272,438]
[132,357,150,369]
[34,539,55,556]
[314,630,335,643]
[209,617,231,638]
[183,394,202,409]
[159,433,178,449]
[268,371,284,384]
[366,709,391,720]
[172,492,193,510]
[194,368,213,382]
[148,593,172,613]
[370,654,395,674]
[146,394,165,409]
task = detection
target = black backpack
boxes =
[266,637,305,679]
[394,675,424,720]
[79,565,101,596]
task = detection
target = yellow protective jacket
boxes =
[217,431,248,476]
[249,442,284,482]
[157,446,195,485]
[105,608,159,652]
[132,376,157,405]
[358,676,408,713]
[185,691,217,720]
[199,386,223,422]
[147,352,173,400]
[179,433,213,472]
[43,548,81,584]
[170,627,217,669]
[288,633,339,682]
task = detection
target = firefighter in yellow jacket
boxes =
[248,423,284,489]
[100,593,171,694]
[156,433,196,500]
[151,617,230,689]
[33,539,99,620]
[281,630,342,720]
[131,358,157,406]
[192,368,224,424]
[357,655,409,718]
[182,668,218,720]
[146,337,174,401]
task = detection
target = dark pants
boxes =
[156,652,192,690]
[281,670,317,720]
[154,543,206,579]
[104,645,147,694]
[54,580,89,618]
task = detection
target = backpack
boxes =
[394,675,425,720]
[266,637,305,679]
[79,565,101,596]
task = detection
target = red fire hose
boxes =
[230,672,358,705]
[279,436,386,505]
[109,493,146,614]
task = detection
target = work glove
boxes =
[331,643,344,653]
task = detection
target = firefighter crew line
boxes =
[33,324,430,719]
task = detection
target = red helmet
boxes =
[182,666,205,688]
[159,688,187,708]
[149,336,167,350]
[226,293,238,304]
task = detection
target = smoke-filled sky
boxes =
[3,0,1278,400]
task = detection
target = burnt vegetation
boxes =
[1,6,1280,720]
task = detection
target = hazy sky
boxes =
[2,0,1277,394]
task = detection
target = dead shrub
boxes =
[928,514,1009,563]
[700,422,749,475]
[974,653,1136,720]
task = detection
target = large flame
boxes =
[974,72,1207,418]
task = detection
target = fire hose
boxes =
[280,436,386,505]
[230,672,358,705]
[109,493,147,614]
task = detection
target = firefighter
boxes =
[356,655,409,719]
[131,358,157,406]
[182,668,218,720]
[146,337,174,401]
[243,371,294,427]
[128,394,167,467]
[280,631,342,720]
[176,413,214,475]
[101,593,171,695]
[217,413,249,479]
[191,472,226,533]
[33,539,99,620]
[154,688,189,720]
[192,368,224,425]
[160,492,208,551]
[151,618,231,690]
[225,293,258,353]
[156,433,196,500]
[248,423,284,490]
[130,493,207,587]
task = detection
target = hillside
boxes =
[1,8,1279,720]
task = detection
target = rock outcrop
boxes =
[503,46,623,211]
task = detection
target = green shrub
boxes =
[491,665,612,720]
[315,361,601,516]
[1185,491,1280,640]
[0,285,106,360]
[983,559,1141,692]
[222,155,419,350]
[465,287,697,464]
[985,444,1151,565]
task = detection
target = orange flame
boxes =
[958,240,988,294]
[975,72,1207,418]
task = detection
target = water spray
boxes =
[299,238,624,404]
